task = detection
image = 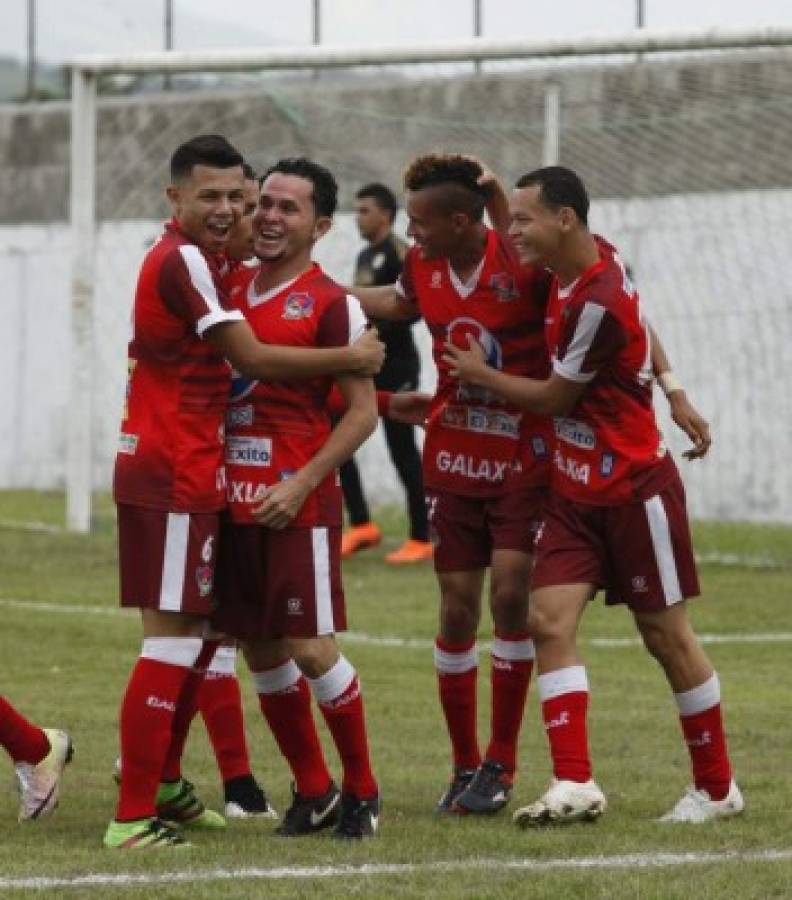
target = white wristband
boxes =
[657,371,684,397]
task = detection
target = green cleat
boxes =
[156,778,226,830]
[103,817,189,849]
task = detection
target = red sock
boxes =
[434,637,480,771]
[0,696,49,764]
[486,633,535,773]
[675,674,732,800]
[312,657,378,799]
[254,661,332,798]
[200,673,251,783]
[538,666,591,783]
[116,656,193,821]
[160,639,219,784]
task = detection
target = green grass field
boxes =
[0,491,790,899]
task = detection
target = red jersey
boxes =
[113,220,243,513]
[225,263,366,526]
[397,228,552,497]
[545,236,676,505]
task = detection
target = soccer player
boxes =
[340,183,431,564]
[443,165,743,826]
[352,154,552,816]
[213,156,381,840]
[0,696,71,821]
[106,135,384,850]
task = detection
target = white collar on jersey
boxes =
[247,273,301,307]
[447,256,486,299]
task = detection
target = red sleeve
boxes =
[317,294,368,348]
[158,244,241,336]
[554,299,627,383]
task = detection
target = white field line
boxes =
[1,848,791,892]
[0,517,787,570]
[1,597,791,650]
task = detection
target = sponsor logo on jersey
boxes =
[554,448,590,484]
[229,370,258,402]
[531,435,548,458]
[282,292,315,320]
[226,436,272,467]
[227,403,254,429]
[228,480,268,504]
[287,597,304,615]
[600,452,615,477]
[554,418,596,449]
[631,575,648,593]
[118,432,139,455]
[278,469,296,481]
[447,318,503,404]
[435,450,509,483]
[440,404,520,438]
[488,271,519,301]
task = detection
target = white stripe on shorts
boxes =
[644,494,683,605]
[159,512,190,612]
[312,527,334,635]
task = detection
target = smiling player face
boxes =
[168,163,245,255]
[253,172,329,265]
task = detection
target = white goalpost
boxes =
[65,26,792,531]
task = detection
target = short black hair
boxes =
[262,157,338,218]
[356,182,398,221]
[170,134,243,181]
[242,162,257,181]
[403,154,486,221]
[515,166,589,226]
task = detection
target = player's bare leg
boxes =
[453,550,535,815]
[514,583,606,828]
[633,604,743,822]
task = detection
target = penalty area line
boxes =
[1,848,791,891]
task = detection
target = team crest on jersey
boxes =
[195,565,213,598]
[488,272,519,302]
[282,292,315,320]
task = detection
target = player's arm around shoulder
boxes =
[350,283,417,323]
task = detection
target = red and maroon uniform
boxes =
[532,237,699,609]
[396,228,552,570]
[114,219,243,614]
[214,263,367,640]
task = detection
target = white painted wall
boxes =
[1,194,790,521]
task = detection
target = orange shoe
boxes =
[341,523,382,558]
[385,539,434,565]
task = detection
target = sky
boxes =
[4,0,792,64]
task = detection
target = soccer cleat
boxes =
[275,781,341,836]
[385,539,433,565]
[333,793,380,839]
[435,768,476,815]
[340,523,382,558]
[156,778,226,830]
[16,728,73,822]
[103,817,190,849]
[452,759,513,815]
[513,777,607,827]
[223,774,278,819]
[659,780,744,823]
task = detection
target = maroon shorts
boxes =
[530,474,700,612]
[426,486,547,574]
[212,521,346,642]
[117,504,219,615]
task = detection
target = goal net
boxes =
[2,29,791,532]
